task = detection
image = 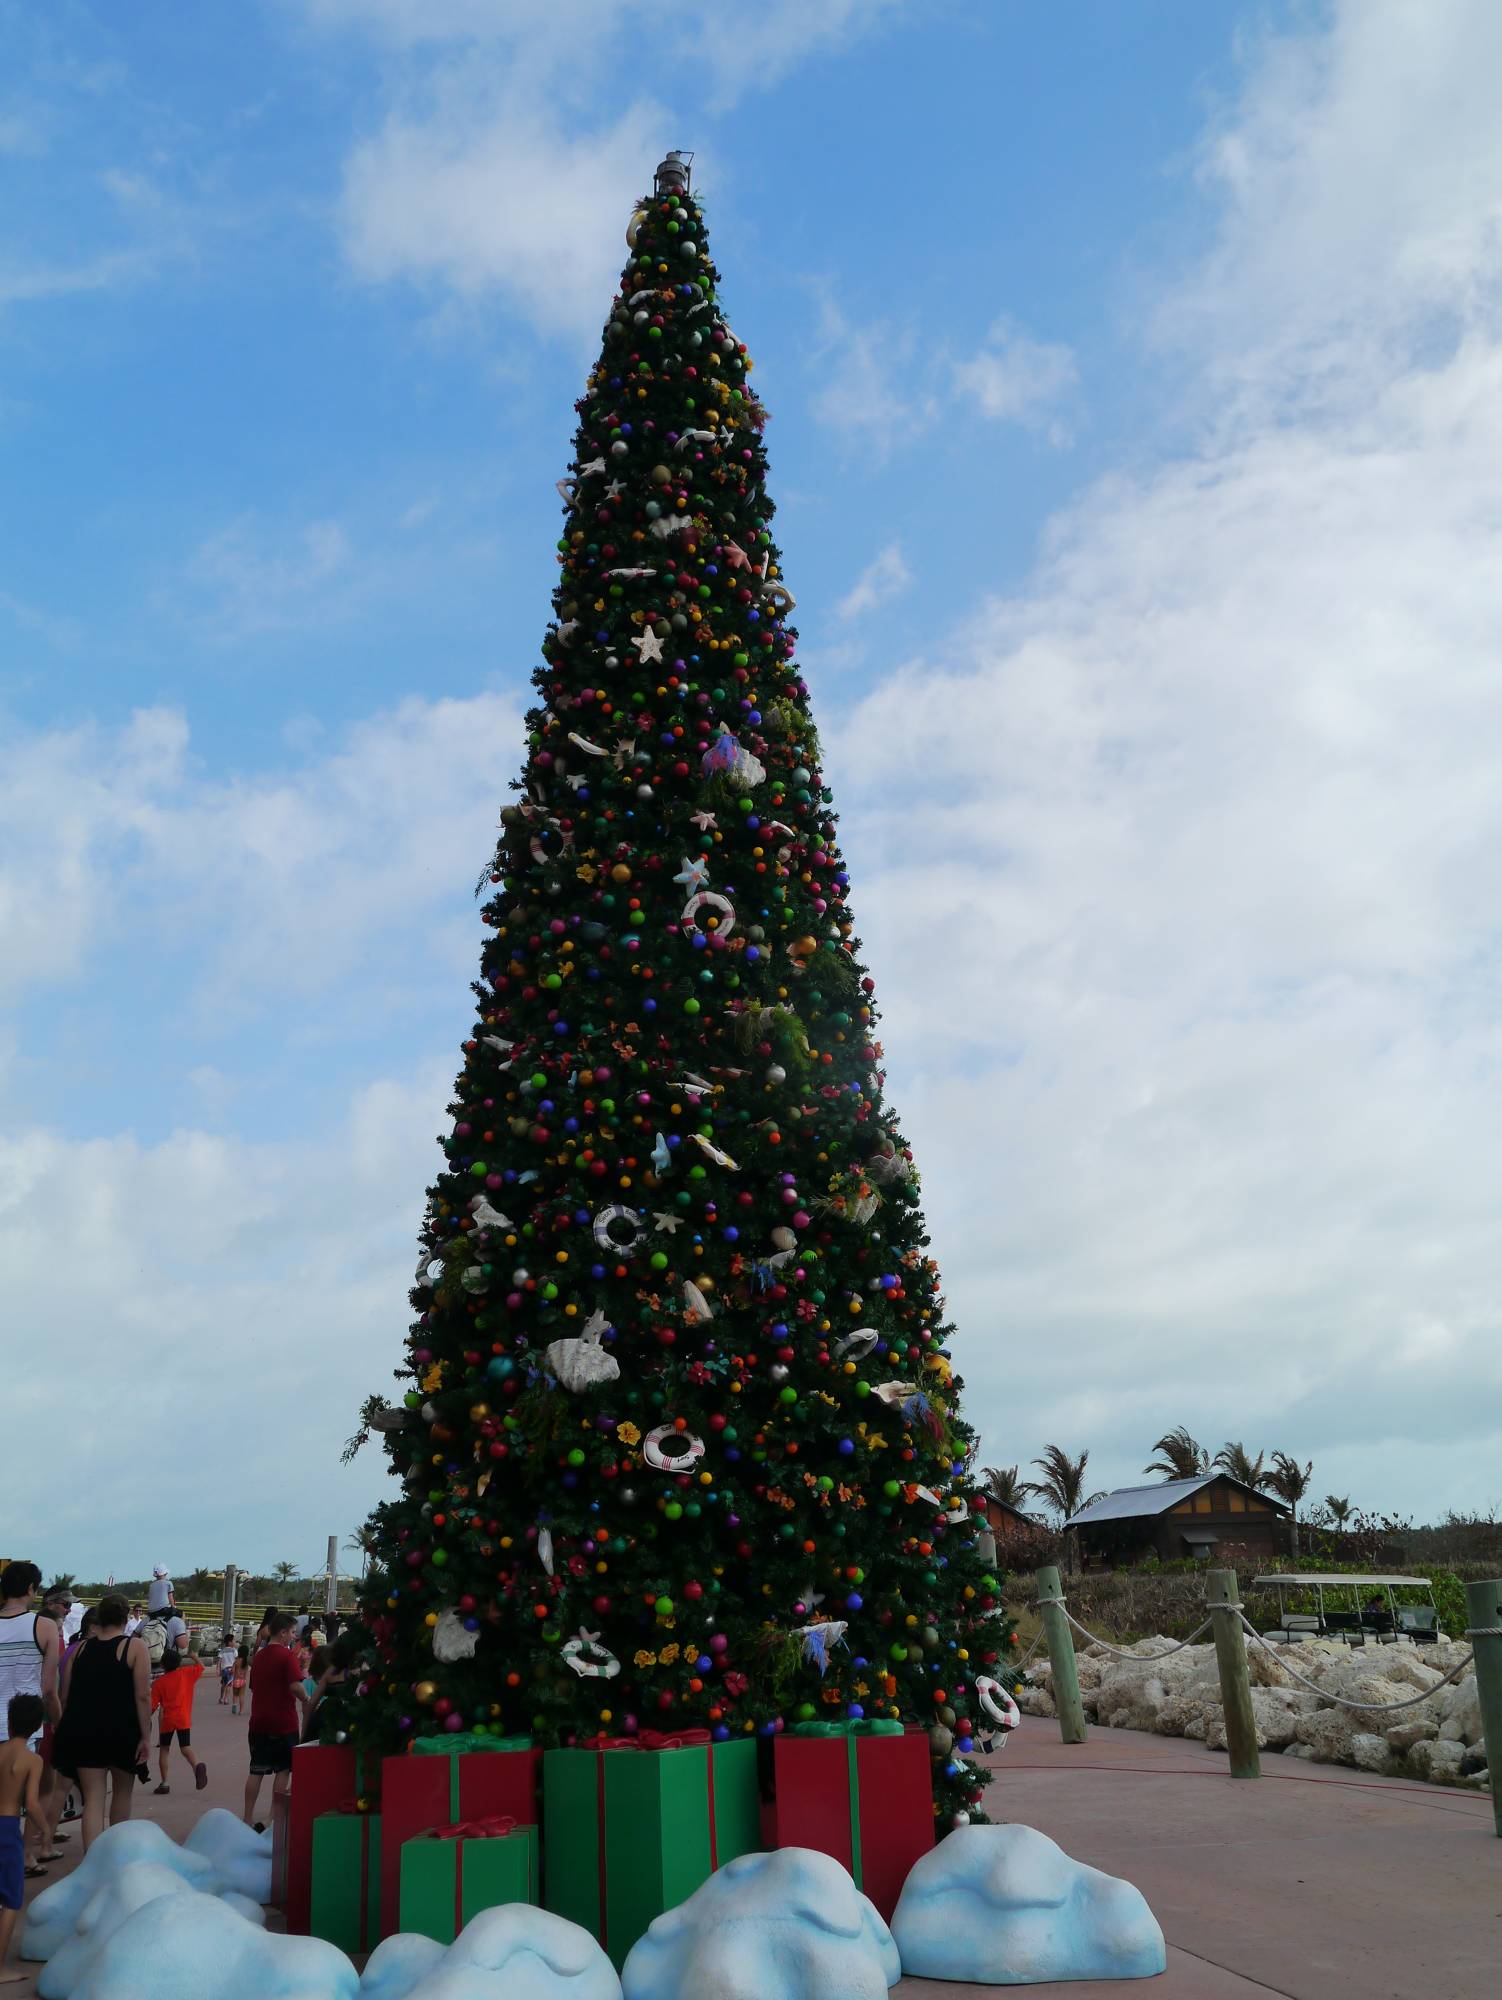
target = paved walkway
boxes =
[6,1701,1494,1995]
[892,1716,1497,1999]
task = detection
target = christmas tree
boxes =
[342,154,1001,1828]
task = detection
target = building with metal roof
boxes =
[1066,1474,1291,1569]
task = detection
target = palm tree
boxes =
[1023,1446,1103,1525]
[1266,1452,1315,1558]
[980,1465,1030,1510]
[1143,1427,1210,1480]
[45,1572,76,1595]
[1324,1494,1353,1531]
[1213,1442,1267,1490]
[271,1560,298,1589]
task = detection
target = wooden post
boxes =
[1206,1569,1260,1779]
[1463,1578,1502,1837]
[1035,1565,1087,1744]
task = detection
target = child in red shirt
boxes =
[149,1651,207,1794]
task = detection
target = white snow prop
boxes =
[359,1933,447,1999]
[39,1861,262,2000]
[22,1821,218,1959]
[182,1808,274,1903]
[620,1847,898,2000]
[401,1905,621,2000]
[71,1888,358,2000]
[891,1824,1166,1985]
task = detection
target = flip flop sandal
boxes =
[25,1861,50,1877]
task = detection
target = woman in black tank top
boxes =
[50,1594,151,1850]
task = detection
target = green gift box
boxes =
[398,1819,540,1944]
[308,1810,382,1954]
[543,1734,761,1967]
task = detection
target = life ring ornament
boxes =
[562,1628,621,1680]
[643,1424,707,1472]
[593,1205,648,1254]
[974,1676,1021,1732]
[681,890,735,939]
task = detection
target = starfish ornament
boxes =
[673,854,711,892]
[632,628,665,664]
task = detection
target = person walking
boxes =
[216,1632,236,1705]
[49,1595,150,1852]
[0,1564,61,1878]
[149,1650,207,1794]
[242,1612,306,1829]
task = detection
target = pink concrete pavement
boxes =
[6,1701,1494,1996]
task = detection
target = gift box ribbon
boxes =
[586,1733,719,1943]
[788,1719,901,1886]
[424,1815,518,1842]
[587,1728,711,1751]
[411,1732,534,1756]
[790,1718,903,1737]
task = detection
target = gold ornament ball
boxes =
[414,1680,437,1705]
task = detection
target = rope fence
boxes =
[1237,1614,1479,1712]
[1017,1564,1501,1826]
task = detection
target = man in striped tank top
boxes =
[0,1564,61,1876]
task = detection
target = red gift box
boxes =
[379,1739,541,1939]
[771,1724,934,1919]
[282,1743,367,1935]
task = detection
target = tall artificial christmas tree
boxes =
[341,155,1002,1831]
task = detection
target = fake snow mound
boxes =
[358,1934,448,2000]
[71,1889,356,2000]
[620,1847,899,2000]
[22,1818,232,1958]
[385,1906,620,2000]
[1016,1634,1490,1788]
[892,1824,1165,1985]
[39,1861,263,2000]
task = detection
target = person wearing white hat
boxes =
[145,1568,174,1617]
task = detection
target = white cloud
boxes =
[826,0,1502,1517]
[836,541,911,622]
[182,517,353,635]
[0,691,520,1014]
[339,96,666,340]
[0,690,527,1576]
[0,1063,445,1576]
[320,3,912,333]
[1164,0,1502,417]
[952,316,1078,442]
[808,300,940,452]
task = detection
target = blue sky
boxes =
[6,0,1502,1581]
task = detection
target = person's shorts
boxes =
[220,1667,233,1685]
[0,1816,23,1912]
[159,1727,191,1748]
[248,1731,297,1776]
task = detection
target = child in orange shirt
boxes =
[149,1651,207,1794]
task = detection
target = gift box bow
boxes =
[410,1732,534,1756]
[586,1728,712,1752]
[791,1718,903,1737]
[423,1815,519,1842]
